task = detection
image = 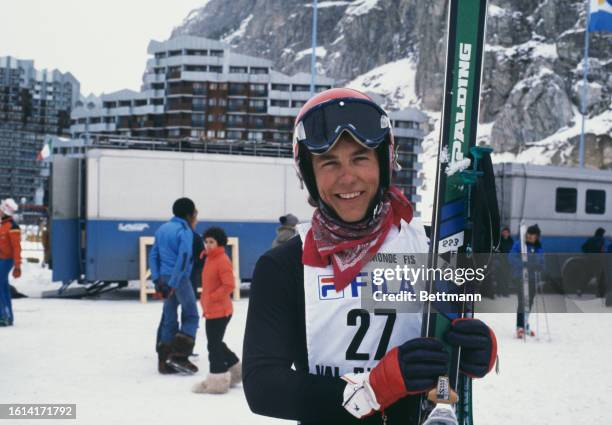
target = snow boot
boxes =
[191,372,231,394]
[166,333,198,375]
[229,361,242,387]
[157,342,179,375]
[516,327,525,339]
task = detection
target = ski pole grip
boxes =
[427,376,458,405]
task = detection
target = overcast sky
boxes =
[0,0,209,96]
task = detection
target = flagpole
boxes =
[310,0,318,96]
[579,0,591,168]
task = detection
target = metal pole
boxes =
[579,0,591,168]
[310,0,318,96]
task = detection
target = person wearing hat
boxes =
[242,88,497,424]
[272,213,299,248]
[508,224,544,338]
[0,198,21,326]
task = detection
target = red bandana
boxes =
[302,186,414,291]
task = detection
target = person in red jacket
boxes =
[192,226,241,394]
[0,198,21,327]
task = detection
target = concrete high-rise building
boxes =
[69,36,425,205]
[0,56,80,203]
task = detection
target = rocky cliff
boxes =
[173,0,611,168]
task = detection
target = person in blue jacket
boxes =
[508,224,544,338]
[149,197,200,374]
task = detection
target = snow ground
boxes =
[2,264,611,425]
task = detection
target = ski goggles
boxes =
[293,98,392,155]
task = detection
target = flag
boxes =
[37,141,51,160]
[589,0,612,32]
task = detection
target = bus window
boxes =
[586,189,605,214]
[555,188,577,213]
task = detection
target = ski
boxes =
[519,220,529,340]
[419,1,491,424]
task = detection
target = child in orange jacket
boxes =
[193,226,241,394]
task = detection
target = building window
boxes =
[209,66,223,73]
[270,99,289,107]
[292,84,310,92]
[395,120,418,129]
[192,114,205,127]
[292,100,306,108]
[193,82,207,95]
[227,130,242,139]
[168,50,182,56]
[185,65,207,72]
[118,100,131,107]
[169,128,180,137]
[208,98,218,106]
[586,189,606,215]
[227,115,245,126]
[186,49,207,56]
[315,85,332,92]
[229,83,247,94]
[250,83,267,94]
[230,66,248,74]
[154,52,166,59]
[217,130,225,139]
[250,67,269,75]
[207,130,216,138]
[555,188,577,213]
[210,49,224,57]
[271,84,290,91]
[209,83,218,90]
[247,131,263,141]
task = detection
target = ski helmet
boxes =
[292,88,398,204]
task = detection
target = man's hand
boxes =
[342,338,449,418]
[154,278,174,299]
[445,318,497,378]
[12,267,21,279]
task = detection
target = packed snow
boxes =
[347,58,419,109]
[346,0,381,16]
[222,14,254,44]
[294,46,328,61]
[2,263,610,424]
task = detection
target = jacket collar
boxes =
[170,216,189,229]
[206,246,225,258]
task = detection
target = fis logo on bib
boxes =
[318,273,368,300]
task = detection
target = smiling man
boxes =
[243,88,497,424]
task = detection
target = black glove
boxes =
[154,278,173,299]
[445,318,497,378]
[368,337,449,410]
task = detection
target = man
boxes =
[149,197,200,374]
[0,198,21,327]
[581,228,607,298]
[508,224,544,338]
[243,89,497,424]
[271,213,299,248]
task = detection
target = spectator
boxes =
[508,224,544,338]
[193,226,240,394]
[271,214,299,248]
[0,198,21,327]
[494,226,514,296]
[149,198,200,374]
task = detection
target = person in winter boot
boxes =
[154,208,204,367]
[581,228,607,298]
[193,226,241,394]
[508,224,544,338]
[271,214,299,248]
[0,199,21,327]
[242,88,497,424]
[149,198,200,374]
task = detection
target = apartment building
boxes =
[0,56,80,202]
[69,36,425,205]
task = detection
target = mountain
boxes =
[173,1,611,217]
